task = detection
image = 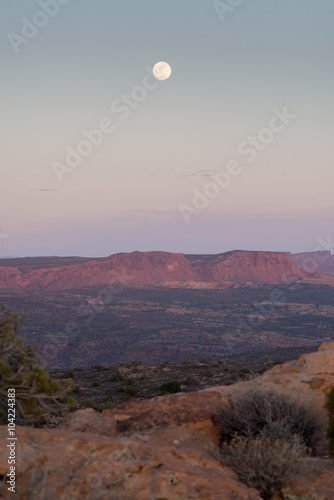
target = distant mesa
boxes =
[0,249,333,291]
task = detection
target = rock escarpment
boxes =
[1,249,332,291]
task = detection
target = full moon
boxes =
[153,61,172,81]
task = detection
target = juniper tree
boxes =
[0,309,75,423]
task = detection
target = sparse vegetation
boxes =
[214,387,320,453]
[110,370,125,382]
[63,369,74,379]
[214,387,320,499]
[220,434,309,500]
[125,387,140,397]
[81,399,101,411]
[125,377,135,386]
[0,309,75,424]
[0,283,330,372]
[183,376,199,386]
[34,359,273,424]
[93,364,108,372]
[325,385,334,456]
[160,380,181,394]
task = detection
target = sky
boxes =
[1,0,333,257]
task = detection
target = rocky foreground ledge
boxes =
[1,343,334,499]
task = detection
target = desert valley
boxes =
[0,249,333,369]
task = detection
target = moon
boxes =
[153,61,172,81]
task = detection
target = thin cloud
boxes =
[179,164,252,179]
[179,169,220,179]
[120,209,177,218]
[29,188,60,192]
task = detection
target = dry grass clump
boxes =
[214,387,321,499]
[214,386,321,453]
[220,434,308,500]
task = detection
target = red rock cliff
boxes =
[0,249,330,291]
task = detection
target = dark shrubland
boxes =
[214,386,320,453]
[325,385,334,456]
[214,387,321,499]
[160,380,181,394]
[220,434,308,500]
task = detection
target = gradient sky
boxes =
[1,0,333,257]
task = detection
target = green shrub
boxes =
[93,364,108,372]
[81,399,100,411]
[110,370,125,382]
[91,381,100,387]
[125,377,135,386]
[214,387,320,454]
[71,386,81,395]
[63,369,74,379]
[325,386,334,456]
[125,387,140,397]
[160,380,181,394]
[183,376,199,386]
[33,415,47,428]
[0,309,75,424]
[220,434,308,500]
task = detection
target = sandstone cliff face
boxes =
[0,249,329,291]
[193,251,308,284]
[1,343,334,499]
[289,251,334,277]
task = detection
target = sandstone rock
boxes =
[1,342,334,499]
[0,249,324,291]
[273,457,334,500]
[0,423,262,499]
[289,251,334,277]
[281,470,334,500]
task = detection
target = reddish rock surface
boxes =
[1,249,331,291]
[1,342,334,499]
[289,251,334,277]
